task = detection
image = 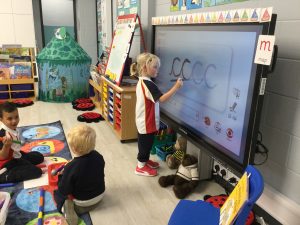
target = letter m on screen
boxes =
[254,35,276,65]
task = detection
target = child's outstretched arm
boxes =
[159,78,183,103]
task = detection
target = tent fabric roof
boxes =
[37,31,91,63]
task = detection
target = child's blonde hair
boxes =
[67,124,96,156]
[130,52,160,77]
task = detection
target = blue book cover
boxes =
[10,63,32,79]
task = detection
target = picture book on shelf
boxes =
[0,47,31,63]
[2,47,30,56]
[10,62,32,79]
[0,64,10,80]
[219,172,249,225]
[0,54,10,60]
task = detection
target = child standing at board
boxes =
[0,101,44,183]
[130,53,183,177]
[54,124,105,225]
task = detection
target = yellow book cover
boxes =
[4,47,30,56]
[219,172,249,225]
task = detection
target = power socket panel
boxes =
[212,159,240,185]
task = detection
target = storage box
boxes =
[151,133,176,155]
[0,192,11,225]
[10,84,33,91]
[0,85,8,91]
[11,91,34,99]
[0,93,9,100]
[155,143,175,161]
[47,162,66,186]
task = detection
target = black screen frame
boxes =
[151,15,277,173]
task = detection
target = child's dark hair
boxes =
[0,102,18,118]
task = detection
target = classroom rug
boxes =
[1,121,93,225]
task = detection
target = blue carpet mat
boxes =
[1,121,92,225]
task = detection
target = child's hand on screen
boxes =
[175,78,183,89]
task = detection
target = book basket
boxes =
[155,143,175,161]
[150,132,177,155]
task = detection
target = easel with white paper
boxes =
[105,14,146,86]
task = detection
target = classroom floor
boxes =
[18,101,223,225]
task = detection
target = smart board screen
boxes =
[153,24,263,166]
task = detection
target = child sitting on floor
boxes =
[54,124,105,224]
[0,101,44,183]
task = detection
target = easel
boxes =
[104,14,147,86]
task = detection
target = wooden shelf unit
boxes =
[0,48,36,101]
[89,77,137,141]
[89,79,102,114]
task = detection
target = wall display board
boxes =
[117,0,140,16]
[170,0,250,12]
[97,0,103,58]
[97,0,111,58]
[105,14,146,86]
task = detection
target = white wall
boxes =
[0,0,36,47]
[41,0,74,26]
[75,0,97,64]
[151,0,300,224]
[32,0,43,50]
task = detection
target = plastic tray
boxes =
[47,162,66,187]
[0,192,11,225]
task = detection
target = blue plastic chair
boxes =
[168,165,264,225]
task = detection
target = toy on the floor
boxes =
[72,98,93,105]
[158,154,199,199]
[77,112,104,123]
[37,188,45,225]
[51,164,65,176]
[73,102,95,111]
[204,194,255,225]
[12,99,34,107]
[48,162,67,187]
[166,136,187,169]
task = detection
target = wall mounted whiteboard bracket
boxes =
[267,45,278,74]
[259,78,267,95]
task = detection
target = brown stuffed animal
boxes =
[158,154,199,199]
[166,136,187,169]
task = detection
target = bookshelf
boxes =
[0,47,36,101]
[89,76,137,141]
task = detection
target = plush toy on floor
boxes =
[166,136,187,169]
[158,154,199,199]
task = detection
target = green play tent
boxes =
[37,27,91,102]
